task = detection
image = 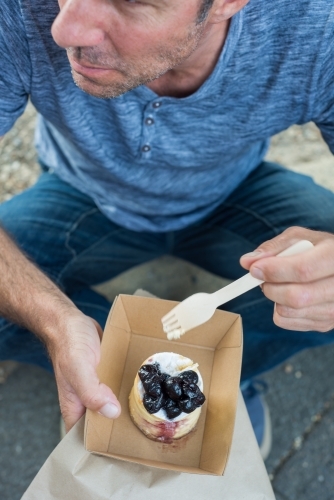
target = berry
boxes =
[182,382,201,399]
[163,398,182,420]
[179,398,197,414]
[179,370,198,385]
[164,398,175,409]
[143,392,166,414]
[144,374,162,398]
[165,404,182,420]
[193,392,206,407]
[138,363,160,383]
[163,377,183,401]
[160,372,170,383]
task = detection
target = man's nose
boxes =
[51,0,105,48]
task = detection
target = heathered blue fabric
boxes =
[0,0,333,232]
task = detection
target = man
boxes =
[0,0,333,459]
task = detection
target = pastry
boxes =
[129,352,205,442]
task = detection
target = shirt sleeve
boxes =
[312,18,334,155]
[0,0,31,136]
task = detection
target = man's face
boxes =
[52,0,208,98]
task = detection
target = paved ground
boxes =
[1,103,334,499]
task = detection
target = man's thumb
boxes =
[80,380,121,419]
[97,385,121,418]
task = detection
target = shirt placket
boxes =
[140,99,163,159]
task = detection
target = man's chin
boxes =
[71,70,138,99]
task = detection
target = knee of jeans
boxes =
[0,196,35,240]
[284,179,334,232]
[70,288,111,330]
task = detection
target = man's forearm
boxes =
[0,225,121,428]
[0,225,77,344]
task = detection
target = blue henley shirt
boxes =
[0,0,333,231]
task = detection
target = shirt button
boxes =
[142,145,151,152]
[145,117,154,126]
[152,102,161,109]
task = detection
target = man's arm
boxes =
[0,7,120,430]
[0,213,121,430]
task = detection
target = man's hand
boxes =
[47,311,121,432]
[47,312,121,432]
[240,227,334,333]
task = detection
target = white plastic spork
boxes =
[162,240,314,340]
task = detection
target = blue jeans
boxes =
[1,162,334,380]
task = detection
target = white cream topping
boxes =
[138,352,203,422]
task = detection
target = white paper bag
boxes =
[22,392,275,500]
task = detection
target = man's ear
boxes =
[209,0,250,23]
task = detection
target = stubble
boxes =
[67,22,205,99]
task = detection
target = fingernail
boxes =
[99,403,119,419]
[242,250,264,258]
[251,267,264,280]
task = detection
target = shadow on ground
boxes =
[0,365,59,500]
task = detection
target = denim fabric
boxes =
[1,162,334,379]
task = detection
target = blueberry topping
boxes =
[166,405,182,419]
[143,392,166,414]
[160,372,170,383]
[179,370,198,385]
[138,363,160,383]
[193,392,206,407]
[143,374,162,398]
[163,377,183,401]
[138,362,205,419]
[182,382,201,399]
[179,398,197,414]
[163,398,182,419]
[164,398,177,410]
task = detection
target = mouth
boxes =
[70,57,117,79]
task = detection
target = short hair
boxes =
[197,0,215,24]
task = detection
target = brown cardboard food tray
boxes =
[84,294,242,475]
